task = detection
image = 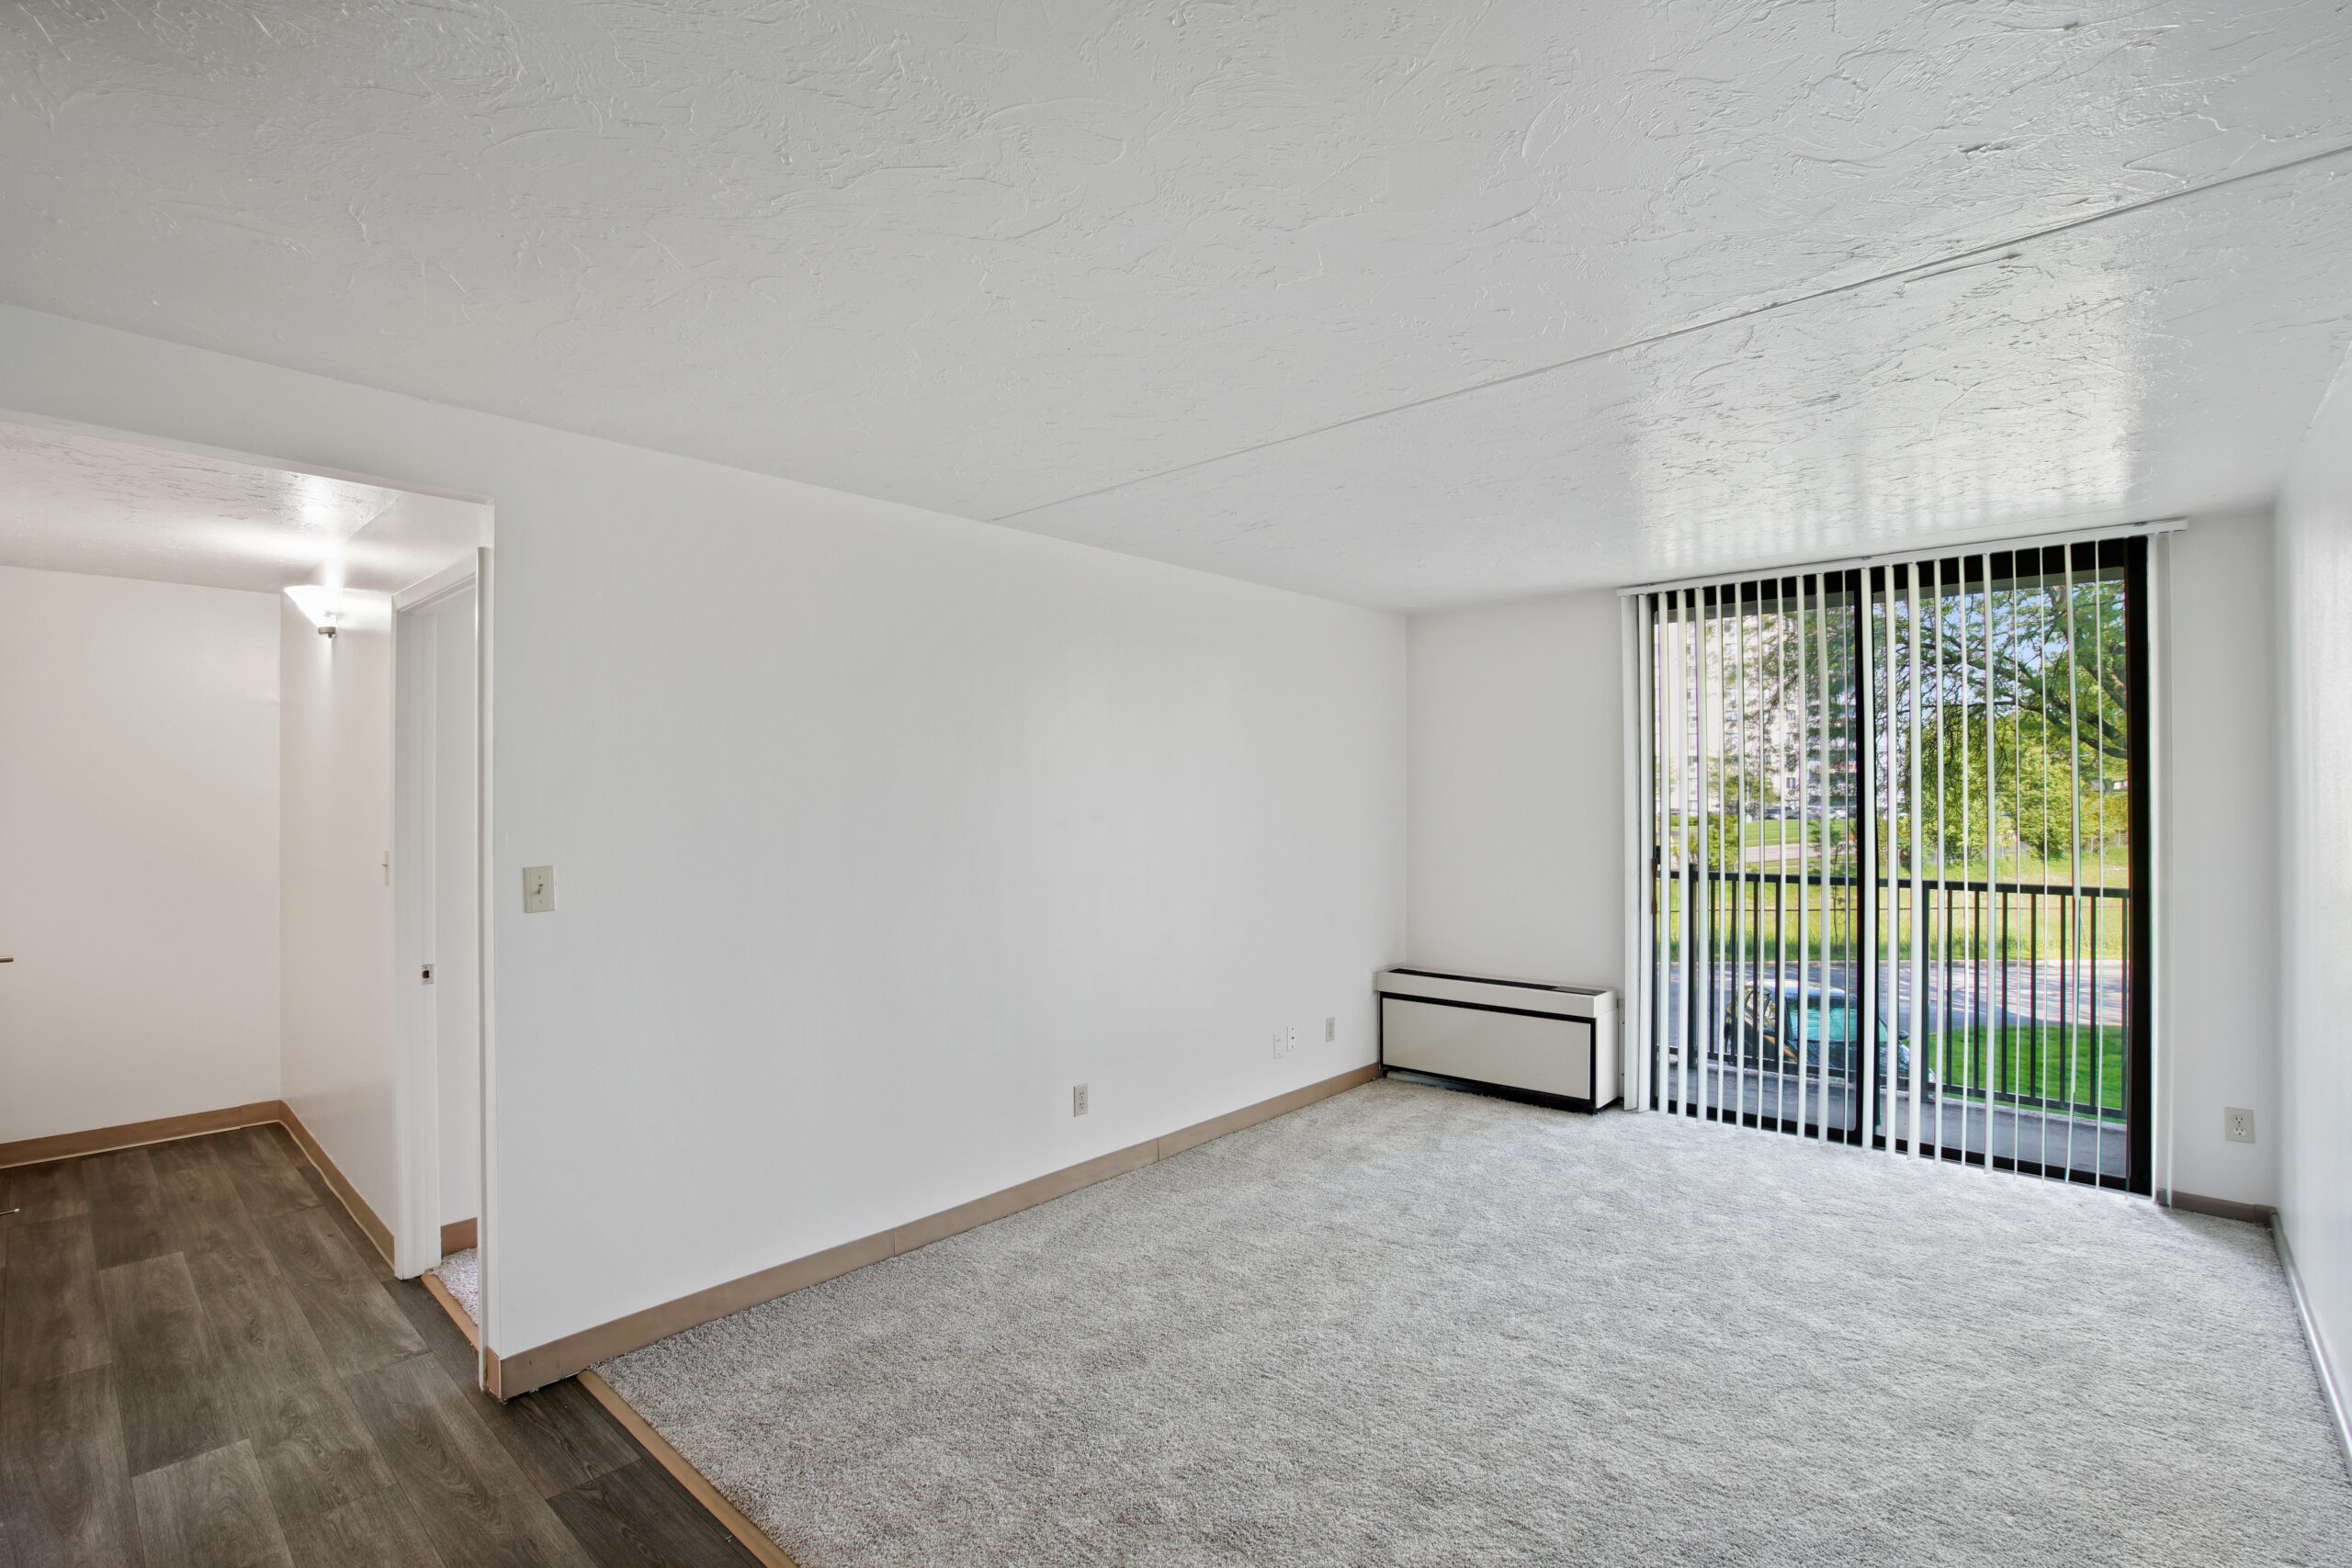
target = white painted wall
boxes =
[495,463,1405,1350]
[1407,531,2280,1207]
[2159,513,2280,1208]
[279,589,397,1228]
[1406,588,1625,991]
[0,564,278,1142]
[0,306,1408,1358]
[2277,364,2352,1419]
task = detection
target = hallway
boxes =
[0,1123,761,1567]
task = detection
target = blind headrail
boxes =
[1615,517,2184,599]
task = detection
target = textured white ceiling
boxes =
[0,420,406,592]
[3,2,2348,608]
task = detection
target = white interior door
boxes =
[393,576,480,1274]
[429,584,481,1238]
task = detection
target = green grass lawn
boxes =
[1722,1021,2129,1115]
[1924,1023,2129,1114]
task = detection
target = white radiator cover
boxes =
[1375,968,1620,1111]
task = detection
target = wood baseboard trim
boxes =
[441,1217,478,1255]
[493,1063,1382,1395]
[4,1097,401,1272]
[2159,1188,2277,1226]
[0,1101,285,1169]
[578,1370,799,1568]
[272,1100,397,1268]
[422,1269,480,1347]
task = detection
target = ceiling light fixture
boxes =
[285,583,346,637]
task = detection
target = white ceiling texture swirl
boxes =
[4,1,2348,609]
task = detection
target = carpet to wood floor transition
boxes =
[433,1242,480,1325]
[594,1077,2352,1568]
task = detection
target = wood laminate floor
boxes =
[0,1123,766,1567]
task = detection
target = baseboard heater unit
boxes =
[1375,967,1620,1112]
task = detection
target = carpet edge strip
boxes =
[578,1368,802,1568]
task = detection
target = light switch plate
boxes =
[522,865,556,914]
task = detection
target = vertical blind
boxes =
[1633,536,2152,1191]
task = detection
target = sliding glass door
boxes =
[1640,538,2150,1192]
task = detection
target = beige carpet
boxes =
[432,1243,481,1324]
[599,1078,2351,1566]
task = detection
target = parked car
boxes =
[1724,982,1911,1081]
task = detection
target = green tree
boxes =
[1905,570,2130,872]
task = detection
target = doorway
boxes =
[1636,533,2154,1192]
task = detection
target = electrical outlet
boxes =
[1286,1025,1298,1056]
[2225,1106,2256,1145]
[522,864,556,913]
[1073,1083,1089,1116]
[1325,1016,1335,1043]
